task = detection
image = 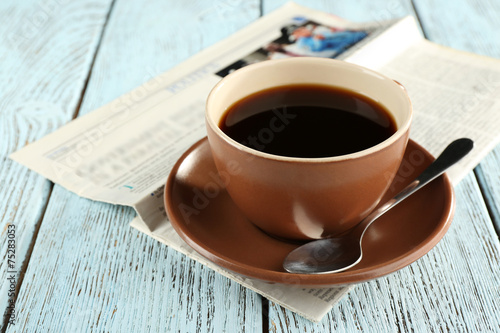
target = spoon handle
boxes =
[353,138,474,238]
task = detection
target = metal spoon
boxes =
[283,138,474,274]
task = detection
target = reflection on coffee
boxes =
[219,84,397,158]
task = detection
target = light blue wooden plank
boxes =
[269,173,500,332]
[0,0,113,329]
[79,0,261,110]
[413,0,500,58]
[6,0,262,331]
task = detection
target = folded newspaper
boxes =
[10,2,500,322]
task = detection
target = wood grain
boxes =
[6,0,263,332]
[413,0,500,58]
[0,0,113,330]
[9,189,262,332]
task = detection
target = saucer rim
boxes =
[165,138,455,286]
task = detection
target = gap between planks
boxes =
[1,184,53,333]
[258,3,269,329]
[474,167,500,239]
[409,0,428,38]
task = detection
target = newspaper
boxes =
[10,2,500,322]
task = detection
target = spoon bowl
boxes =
[284,233,362,274]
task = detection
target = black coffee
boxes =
[219,84,396,158]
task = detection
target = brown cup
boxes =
[206,57,412,241]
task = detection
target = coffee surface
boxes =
[219,84,396,158]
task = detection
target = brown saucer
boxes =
[165,138,455,286]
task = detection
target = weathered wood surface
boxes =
[4,0,262,332]
[10,189,262,332]
[2,0,500,332]
[0,0,114,330]
[413,0,500,58]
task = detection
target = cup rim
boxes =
[206,57,412,163]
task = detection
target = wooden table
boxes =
[2,0,499,331]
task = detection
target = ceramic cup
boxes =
[206,57,412,241]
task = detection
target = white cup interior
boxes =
[206,57,412,161]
